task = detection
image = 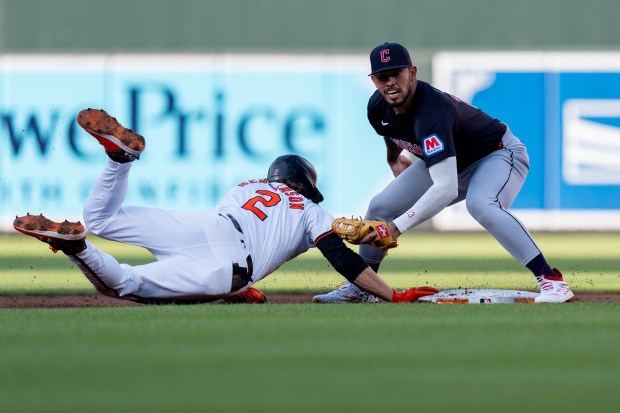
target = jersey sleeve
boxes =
[315,233,369,282]
[305,204,335,245]
[416,107,457,168]
[304,205,369,282]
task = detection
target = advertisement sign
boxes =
[5,52,617,232]
[0,54,386,230]
[432,52,620,230]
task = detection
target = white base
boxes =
[417,288,539,304]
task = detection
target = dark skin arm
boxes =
[384,136,412,177]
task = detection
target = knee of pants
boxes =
[466,196,496,226]
[82,208,108,237]
[365,194,396,221]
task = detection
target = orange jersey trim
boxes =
[314,230,334,245]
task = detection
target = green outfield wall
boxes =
[2,0,619,53]
[4,0,617,83]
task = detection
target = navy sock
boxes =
[526,254,556,277]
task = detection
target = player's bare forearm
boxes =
[389,154,413,177]
[384,137,412,176]
[352,267,394,301]
[353,267,438,302]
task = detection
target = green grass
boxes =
[2,231,619,294]
[0,304,618,413]
[1,232,619,412]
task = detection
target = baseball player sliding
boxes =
[13,108,438,304]
[315,42,574,304]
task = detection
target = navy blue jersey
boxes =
[367,80,507,171]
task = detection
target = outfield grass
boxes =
[1,232,619,412]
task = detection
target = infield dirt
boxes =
[0,292,618,308]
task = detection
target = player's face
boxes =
[371,67,417,112]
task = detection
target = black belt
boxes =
[232,255,254,291]
[220,213,252,291]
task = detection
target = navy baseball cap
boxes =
[369,43,413,75]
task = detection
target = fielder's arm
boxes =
[392,156,459,233]
[384,136,412,177]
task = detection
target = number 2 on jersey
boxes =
[241,190,282,221]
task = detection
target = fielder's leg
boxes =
[463,130,574,303]
[463,134,537,265]
[359,159,434,266]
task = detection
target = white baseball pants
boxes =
[68,159,248,302]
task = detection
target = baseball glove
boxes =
[332,217,398,251]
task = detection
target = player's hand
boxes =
[360,221,401,244]
[392,286,439,303]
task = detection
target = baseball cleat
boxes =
[222,286,267,304]
[534,268,575,303]
[312,281,381,303]
[13,213,87,255]
[77,108,145,162]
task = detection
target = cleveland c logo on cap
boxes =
[380,49,390,63]
[370,43,412,75]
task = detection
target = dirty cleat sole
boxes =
[77,108,145,161]
[13,213,85,242]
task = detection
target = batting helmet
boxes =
[267,154,324,204]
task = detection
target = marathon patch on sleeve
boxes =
[422,134,444,157]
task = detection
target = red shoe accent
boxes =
[542,268,565,281]
[13,213,85,240]
[223,287,267,304]
[537,268,565,283]
[13,213,86,254]
[77,108,145,159]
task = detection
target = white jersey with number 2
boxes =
[216,179,334,284]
